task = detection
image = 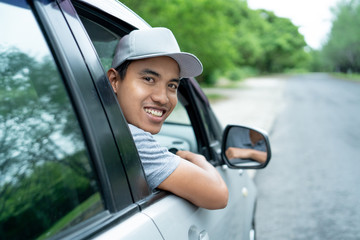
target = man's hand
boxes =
[176,150,206,164]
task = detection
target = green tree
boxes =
[120,0,309,83]
[321,0,360,72]
[223,1,264,67]
[121,0,238,84]
[253,10,309,73]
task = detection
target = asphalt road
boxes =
[254,73,360,240]
[204,76,287,132]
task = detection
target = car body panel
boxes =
[0,0,264,239]
[93,212,163,240]
[142,168,257,240]
[76,0,150,29]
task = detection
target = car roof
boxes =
[74,0,151,30]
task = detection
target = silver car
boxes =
[0,0,271,239]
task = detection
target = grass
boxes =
[332,72,360,82]
[205,93,228,103]
[200,77,247,89]
[200,77,247,103]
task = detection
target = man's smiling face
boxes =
[111,56,180,134]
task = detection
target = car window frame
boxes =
[65,0,223,207]
[66,0,179,214]
[28,0,142,238]
[177,78,224,165]
[65,0,153,202]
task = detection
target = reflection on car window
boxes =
[0,2,104,239]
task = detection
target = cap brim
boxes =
[128,52,203,78]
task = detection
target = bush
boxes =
[227,67,259,81]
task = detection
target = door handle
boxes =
[199,230,209,240]
[189,226,209,240]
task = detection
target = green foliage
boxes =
[227,67,259,81]
[253,10,309,73]
[120,0,309,85]
[332,72,360,81]
[315,0,360,72]
[205,93,228,103]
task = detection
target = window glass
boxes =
[156,91,197,153]
[0,2,104,239]
[78,15,121,70]
[165,99,191,125]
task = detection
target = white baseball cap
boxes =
[111,27,203,78]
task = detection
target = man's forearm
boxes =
[176,150,226,186]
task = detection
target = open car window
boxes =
[76,13,199,155]
[156,91,197,153]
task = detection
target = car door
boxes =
[0,1,164,239]
[179,78,258,240]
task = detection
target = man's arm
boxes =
[226,147,267,164]
[157,150,228,210]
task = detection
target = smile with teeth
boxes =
[144,108,164,117]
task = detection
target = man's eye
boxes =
[143,77,154,82]
[169,83,178,90]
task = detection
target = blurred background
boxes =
[121,0,360,85]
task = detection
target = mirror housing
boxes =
[221,125,271,169]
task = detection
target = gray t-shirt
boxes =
[128,124,181,190]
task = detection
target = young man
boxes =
[107,27,228,209]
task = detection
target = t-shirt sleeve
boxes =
[128,124,181,191]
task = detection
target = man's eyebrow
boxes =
[139,68,160,77]
[170,78,181,84]
[140,68,180,82]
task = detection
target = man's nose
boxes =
[151,86,169,104]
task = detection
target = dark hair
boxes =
[115,60,132,80]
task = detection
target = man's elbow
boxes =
[207,185,229,210]
[218,186,229,209]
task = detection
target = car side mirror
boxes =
[221,125,271,169]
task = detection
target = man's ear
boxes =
[107,68,118,93]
